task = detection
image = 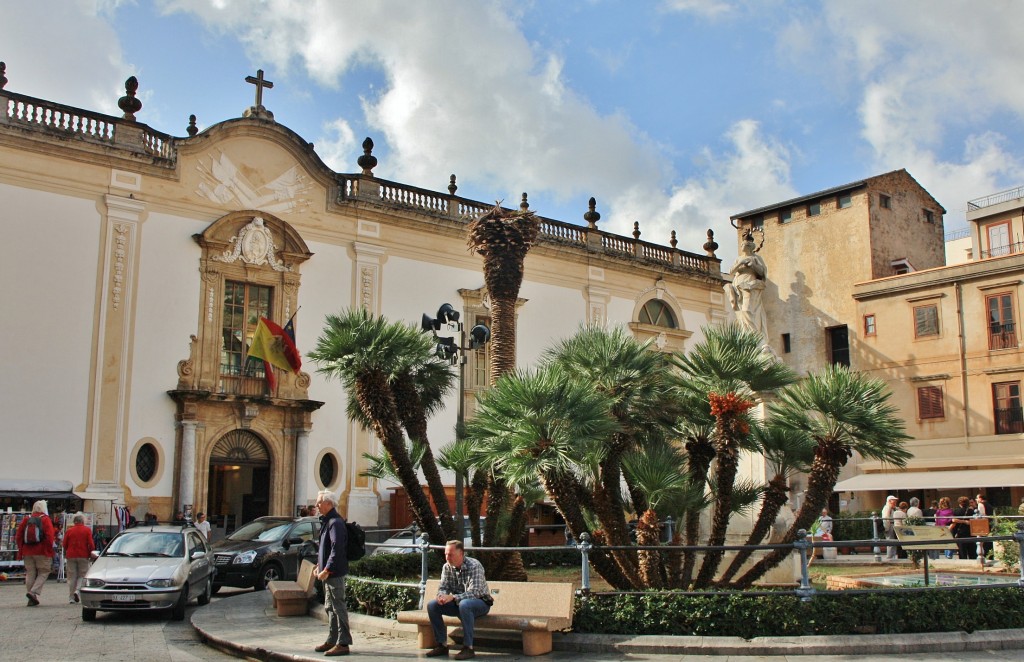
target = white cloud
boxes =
[660,0,735,20]
[315,118,357,172]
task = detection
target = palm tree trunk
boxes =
[356,372,445,545]
[680,437,714,588]
[635,509,664,588]
[693,419,743,588]
[718,472,789,584]
[733,447,844,588]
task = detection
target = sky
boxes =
[4,0,1024,266]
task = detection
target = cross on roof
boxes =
[245,69,274,108]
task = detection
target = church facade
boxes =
[0,73,727,533]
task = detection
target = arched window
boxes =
[319,453,338,489]
[135,443,158,483]
[639,299,677,328]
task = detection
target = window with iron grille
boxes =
[319,454,337,489]
[136,443,158,483]
[917,386,944,420]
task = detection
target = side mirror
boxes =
[90,550,100,561]
[190,550,206,561]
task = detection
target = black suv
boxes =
[210,516,319,592]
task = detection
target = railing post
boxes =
[577,532,592,594]
[418,534,430,609]
[872,513,882,562]
[1015,521,1024,589]
[794,529,815,602]
[664,516,674,543]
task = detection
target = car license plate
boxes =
[113,594,136,602]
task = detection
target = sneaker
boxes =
[454,647,475,660]
[426,644,450,657]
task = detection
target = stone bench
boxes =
[267,559,317,617]
[397,579,575,656]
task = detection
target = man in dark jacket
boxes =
[314,490,351,656]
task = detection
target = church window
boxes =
[221,281,273,377]
[917,386,944,420]
[639,300,677,328]
[135,443,158,483]
[319,453,338,489]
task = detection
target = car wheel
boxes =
[82,607,96,622]
[254,562,282,591]
[210,583,222,596]
[170,587,188,621]
[197,577,212,606]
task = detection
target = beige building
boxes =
[733,175,1024,513]
[0,73,727,533]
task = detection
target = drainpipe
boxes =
[956,281,969,447]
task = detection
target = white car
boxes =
[371,527,426,556]
[79,525,214,621]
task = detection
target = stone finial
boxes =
[520,192,529,211]
[187,114,198,137]
[118,76,142,121]
[632,221,641,240]
[583,197,601,229]
[358,137,377,175]
[448,174,458,195]
[670,230,678,249]
[0,62,7,90]
[703,228,719,257]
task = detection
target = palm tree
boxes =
[463,365,638,588]
[718,421,814,584]
[673,388,716,588]
[673,324,797,588]
[734,364,912,588]
[466,201,540,577]
[309,308,454,545]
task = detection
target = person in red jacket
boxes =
[16,500,56,607]
[62,513,95,604]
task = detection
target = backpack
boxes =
[23,516,43,545]
[345,520,366,561]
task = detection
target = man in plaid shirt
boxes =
[426,540,492,660]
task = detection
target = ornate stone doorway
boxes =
[207,430,270,537]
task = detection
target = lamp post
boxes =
[421,303,490,541]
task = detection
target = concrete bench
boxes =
[267,559,317,617]
[396,579,575,656]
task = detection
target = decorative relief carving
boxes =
[295,372,311,389]
[360,266,375,311]
[195,150,312,214]
[212,217,290,271]
[111,224,129,310]
[207,286,215,323]
[177,334,198,388]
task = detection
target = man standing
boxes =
[194,512,212,541]
[426,541,492,660]
[881,495,898,560]
[314,490,351,657]
[16,500,56,606]
[62,513,94,603]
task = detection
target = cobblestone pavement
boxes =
[3,578,1023,661]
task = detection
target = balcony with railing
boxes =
[217,374,269,397]
[989,322,1019,350]
[995,406,1024,435]
[979,241,1024,259]
[967,185,1024,212]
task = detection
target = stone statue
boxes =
[725,232,768,342]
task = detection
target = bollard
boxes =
[794,529,815,602]
[872,513,882,562]
[665,516,674,543]
[418,535,430,608]
[577,532,592,594]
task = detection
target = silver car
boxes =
[79,525,214,621]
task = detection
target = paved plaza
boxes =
[2,578,1023,661]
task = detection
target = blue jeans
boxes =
[427,598,490,648]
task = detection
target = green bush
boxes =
[522,547,578,568]
[348,551,443,579]
[830,511,875,543]
[574,588,1024,638]
[991,517,1020,572]
[346,579,419,618]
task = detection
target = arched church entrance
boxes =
[207,430,270,536]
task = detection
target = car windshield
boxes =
[228,520,292,542]
[105,532,184,557]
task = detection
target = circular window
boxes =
[319,453,337,488]
[136,443,158,483]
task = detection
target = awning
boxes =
[834,468,1024,493]
[0,479,80,500]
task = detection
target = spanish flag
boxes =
[247,317,302,374]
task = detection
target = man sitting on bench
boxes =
[426,540,493,660]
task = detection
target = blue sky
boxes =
[5,0,1024,265]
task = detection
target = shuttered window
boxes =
[917,386,944,420]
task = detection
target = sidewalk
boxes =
[190,589,1024,661]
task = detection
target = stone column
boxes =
[179,421,197,513]
[294,429,310,510]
